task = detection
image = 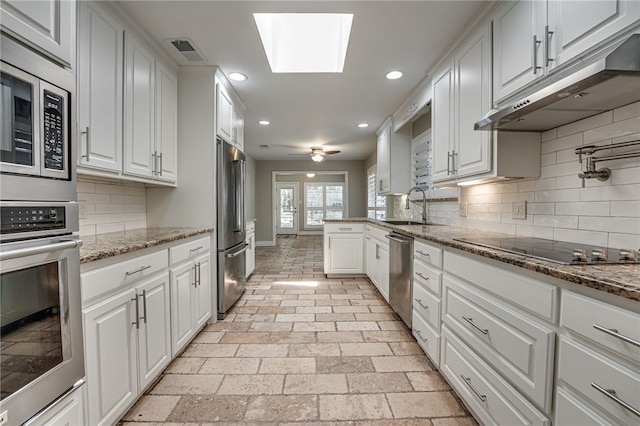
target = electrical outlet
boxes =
[0,410,8,426]
[512,201,527,220]
[79,203,88,219]
[459,202,468,217]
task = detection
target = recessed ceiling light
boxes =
[258,120,270,125]
[254,13,353,73]
[357,123,369,128]
[229,72,248,81]
[386,71,403,80]
[306,173,316,178]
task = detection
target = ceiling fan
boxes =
[288,146,341,162]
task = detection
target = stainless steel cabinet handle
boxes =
[158,152,163,176]
[379,179,383,191]
[460,375,486,402]
[132,294,140,329]
[452,151,457,174]
[415,329,426,340]
[416,272,430,281]
[196,262,201,286]
[416,250,430,258]
[152,151,157,176]
[189,246,204,252]
[591,382,640,417]
[375,244,380,260]
[447,151,452,175]
[226,243,249,258]
[414,298,428,310]
[339,227,352,231]
[593,324,640,347]
[533,35,542,74]
[141,289,147,324]
[125,265,151,276]
[81,127,90,161]
[0,239,81,261]
[462,316,489,335]
[544,25,554,66]
[192,264,198,287]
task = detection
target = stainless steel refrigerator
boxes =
[217,138,247,319]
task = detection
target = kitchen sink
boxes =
[382,220,443,226]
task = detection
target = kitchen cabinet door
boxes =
[365,235,378,286]
[155,61,178,183]
[83,289,138,426]
[170,262,196,356]
[216,82,234,143]
[0,0,75,67]
[325,233,364,274]
[124,32,155,178]
[431,63,454,183]
[376,126,391,194]
[194,253,212,329]
[246,232,256,278]
[136,273,171,391]
[233,105,245,150]
[77,1,123,172]
[376,120,411,195]
[377,243,389,302]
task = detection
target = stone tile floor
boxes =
[120,235,477,425]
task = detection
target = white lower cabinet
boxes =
[324,223,364,275]
[364,224,389,301]
[246,221,256,278]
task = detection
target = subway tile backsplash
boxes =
[392,101,640,248]
[77,177,147,236]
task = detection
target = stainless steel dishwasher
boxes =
[386,232,414,328]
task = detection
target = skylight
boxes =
[253,13,353,73]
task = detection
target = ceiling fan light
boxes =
[311,153,324,162]
[306,173,316,178]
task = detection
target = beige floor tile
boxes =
[406,371,451,391]
[217,374,284,395]
[315,299,351,307]
[191,331,224,344]
[368,306,395,313]
[245,395,318,422]
[199,357,260,374]
[163,357,206,374]
[339,342,393,356]
[387,392,466,418]
[389,341,424,356]
[317,331,363,343]
[275,313,315,322]
[122,395,180,422]
[181,343,238,358]
[355,420,432,426]
[166,395,249,422]
[256,306,296,314]
[362,330,413,342]
[378,321,408,331]
[232,306,260,314]
[268,331,316,343]
[296,306,332,314]
[346,372,412,393]
[284,374,348,394]
[220,332,270,344]
[249,322,293,332]
[332,306,371,314]
[371,356,432,372]
[233,313,276,323]
[293,322,336,332]
[316,313,357,322]
[298,294,331,300]
[259,357,316,374]
[319,394,392,420]
[280,299,316,307]
[355,313,397,321]
[316,356,375,373]
[289,343,341,357]
[350,299,387,306]
[150,374,223,395]
[336,321,380,331]
[431,417,478,426]
[236,343,289,357]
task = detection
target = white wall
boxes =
[392,101,640,248]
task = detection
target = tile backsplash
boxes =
[391,101,640,249]
[77,177,147,236]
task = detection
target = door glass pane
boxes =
[279,188,294,229]
[1,262,63,401]
[1,72,34,166]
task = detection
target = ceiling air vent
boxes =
[167,38,204,62]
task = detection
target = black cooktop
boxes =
[454,236,638,265]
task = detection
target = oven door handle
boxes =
[0,239,82,261]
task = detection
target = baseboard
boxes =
[256,240,275,247]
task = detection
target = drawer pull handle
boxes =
[414,298,429,310]
[339,227,352,231]
[460,375,486,402]
[415,329,426,340]
[416,250,430,257]
[141,289,147,324]
[416,272,429,281]
[593,324,640,347]
[189,246,204,252]
[462,316,488,335]
[126,265,152,276]
[591,382,640,417]
[131,294,140,329]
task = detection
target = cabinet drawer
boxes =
[414,239,442,269]
[412,310,440,366]
[443,276,554,410]
[441,327,549,426]
[82,250,168,303]
[557,338,640,425]
[413,279,441,330]
[325,223,364,233]
[555,388,617,426]
[414,261,442,295]
[444,251,557,322]
[367,224,390,243]
[170,236,211,265]
[561,291,640,363]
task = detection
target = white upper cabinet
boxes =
[155,61,178,183]
[77,1,123,173]
[216,81,234,143]
[0,0,75,67]
[493,0,640,103]
[232,105,245,150]
[376,119,411,195]
[431,63,454,183]
[124,32,156,179]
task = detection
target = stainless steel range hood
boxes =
[475,34,640,131]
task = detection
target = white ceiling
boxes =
[115,1,489,161]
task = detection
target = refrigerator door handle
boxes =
[226,243,249,258]
[232,159,246,232]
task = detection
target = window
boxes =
[305,182,344,227]
[367,165,386,219]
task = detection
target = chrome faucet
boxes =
[406,186,427,224]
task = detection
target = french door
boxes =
[276,183,298,235]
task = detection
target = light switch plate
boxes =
[459,202,468,217]
[79,203,88,219]
[512,201,527,220]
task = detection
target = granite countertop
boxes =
[325,218,640,301]
[80,227,213,264]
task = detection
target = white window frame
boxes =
[304,182,345,228]
[367,165,386,220]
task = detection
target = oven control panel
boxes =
[0,206,65,234]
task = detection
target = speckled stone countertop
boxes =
[80,227,213,264]
[325,218,640,301]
